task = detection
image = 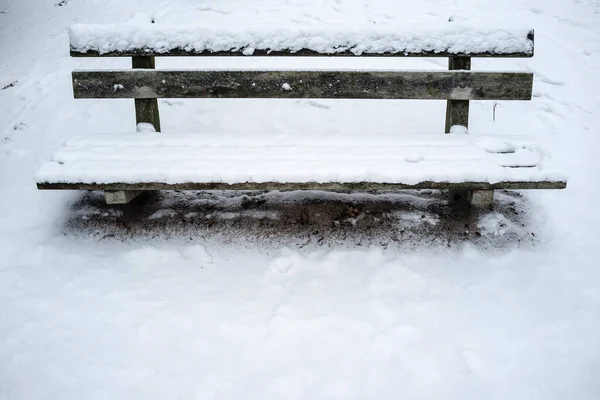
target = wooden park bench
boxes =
[36,17,567,207]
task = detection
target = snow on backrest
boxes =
[69,13,534,57]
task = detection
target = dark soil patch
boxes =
[63,189,539,249]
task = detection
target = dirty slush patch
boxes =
[63,189,541,249]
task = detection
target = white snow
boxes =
[405,154,424,163]
[1,0,599,399]
[477,212,513,236]
[450,125,469,134]
[136,122,156,132]
[69,13,534,56]
[242,46,255,56]
[35,133,564,185]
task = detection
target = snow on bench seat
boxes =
[69,14,534,57]
[35,133,566,190]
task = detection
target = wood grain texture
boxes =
[37,180,566,191]
[72,70,534,100]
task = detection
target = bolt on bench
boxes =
[36,16,567,207]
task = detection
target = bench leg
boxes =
[469,189,494,209]
[105,190,142,205]
[450,189,494,209]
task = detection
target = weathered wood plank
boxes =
[72,70,534,100]
[132,56,161,132]
[37,180,566,191]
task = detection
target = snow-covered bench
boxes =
[36,17,567,207]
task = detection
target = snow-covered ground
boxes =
[1,0,599,399]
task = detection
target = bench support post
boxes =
[105,190,143,205]
[132,56,161,132]
[446,56,492,208]
[128,57,160,204]
[449,188,494,209]
[445,56,471,132]
[468,189,494,209]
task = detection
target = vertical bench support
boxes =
[469,190,494,208]
[132,56,162,132]
[105,190,144,205]
[446,56,493,209]
[445,56,470,132]
[104,56,162,204]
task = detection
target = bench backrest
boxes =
[69,17,535,133]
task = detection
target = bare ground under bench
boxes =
[63,189,543,249]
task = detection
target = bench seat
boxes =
[36,133,566,191]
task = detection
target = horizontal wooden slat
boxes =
[72,70,533,100]
[37,181,566,191]
[35,133,566,191]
